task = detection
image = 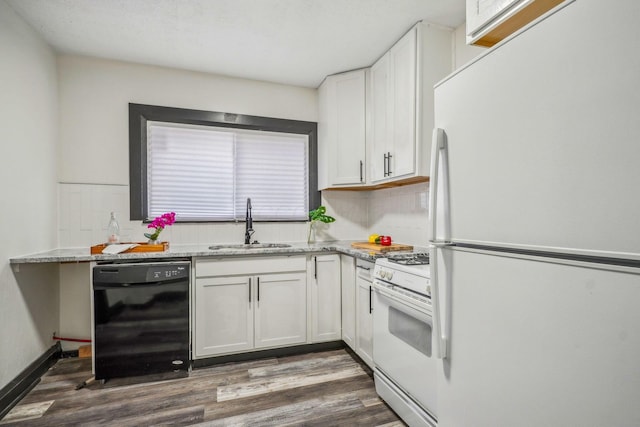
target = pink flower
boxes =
[146,212,176,230]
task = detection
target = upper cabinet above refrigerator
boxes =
[466,0,566,47]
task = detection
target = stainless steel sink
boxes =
[208,243,292,250]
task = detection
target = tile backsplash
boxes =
[366,182,430,246]
[58,182,429,247]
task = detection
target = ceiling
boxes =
[7,0,465,88]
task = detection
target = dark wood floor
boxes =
[0,349,405,426]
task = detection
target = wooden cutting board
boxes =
[350,242,413,253]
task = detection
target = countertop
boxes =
[9,241,428,264]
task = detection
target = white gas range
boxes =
[372,252,438,427]
[374,253,431,301]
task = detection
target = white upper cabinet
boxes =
[318,21,451,188]
[389,27,418,179]
[466,0,565,47]
[318,69,366,189]
[370,22,452,184]
[370,54,390,183]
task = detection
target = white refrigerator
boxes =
[429,0,640,426]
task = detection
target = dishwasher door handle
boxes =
[93,281,169,289]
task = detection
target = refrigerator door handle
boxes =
[429,244,450,359]
[429,128,447,244]
[429,128,451,359]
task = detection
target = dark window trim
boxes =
[129,103,319,221]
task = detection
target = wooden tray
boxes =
[90,242,169,254]
[350,242,413,253]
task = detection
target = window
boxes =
[129,104,319,222]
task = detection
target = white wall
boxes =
[55,56,362,348]
[453,23,487,70]
[58,55,319,185]
[56,56,350,247]
[0,0,60,390]
[319,191,369,242]
[55,26,478,249]
[54,34,460,352]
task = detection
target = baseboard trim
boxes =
[342,344,373,378]
[192,341,345,369]
[61,350,79,359]
[0,342,61,420]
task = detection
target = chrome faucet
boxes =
[244,198,254,244]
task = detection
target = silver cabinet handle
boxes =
[249,277,252,302]
[359,160,363,182]
[383,153,388,176]
[387,152,393,176]
[257,276,260,302]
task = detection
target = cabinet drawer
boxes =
[195,255,307,277]
[356,259,374,281]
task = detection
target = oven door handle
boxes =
[372,282,431,323]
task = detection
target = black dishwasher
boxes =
[93,260,190,380]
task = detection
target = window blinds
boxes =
[147,121,309,221]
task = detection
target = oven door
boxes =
[373,281,437,418]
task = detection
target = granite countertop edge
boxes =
[9,241,429,265]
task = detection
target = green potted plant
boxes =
[308,206,335,243]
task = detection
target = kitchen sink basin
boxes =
[208,243,292,250]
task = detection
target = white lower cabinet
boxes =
[254,272,307,349]
[194,275,253,357]
[340,255,375,368]
[355,259,375,368]
[340,255,356,349]
[194,256,307,358]
[308,254,342,342]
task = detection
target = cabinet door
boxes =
[317,78,333,190]
[340,255,356,349]
[370,52,390,183]
[194,276,253,358]
[333,70,366,185]
[318,70,366,188]
[389,26,417,179]
[310,254,342,342]
[254,272,307,349]
[356,278,375,368]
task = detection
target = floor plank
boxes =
[0,349,405,426]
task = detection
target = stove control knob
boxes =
[426,285,431,296]
[387,271,394,280]
[381,271,387,279]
